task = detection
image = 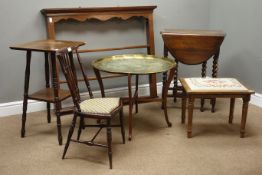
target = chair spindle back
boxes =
[57,47,81,111]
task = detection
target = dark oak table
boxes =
[161,29,226,112]
[180,78,254,138]
[92,54,176,140]
[10,39,85,145]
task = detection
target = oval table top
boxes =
[92,54,176,75]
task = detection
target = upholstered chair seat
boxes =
[80,98,121,115]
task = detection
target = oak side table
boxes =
[10,40,85,145]
[161,29,226,112]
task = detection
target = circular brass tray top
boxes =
[92,54,176,74]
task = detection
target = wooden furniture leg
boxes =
[77,117,84,140]
[173,61,178,102]
[128,74,133,141]
[50,52,63,145]
[210,99,216,113]
[240,95,250,138]
[163,44,179,103]
[21,51,31,138]
[187,97,195,138]
[106,119,113,169]
[44,52,51,123]
[93,67,105,125]
[135,75,139,113]
[119,106,125,144]
[146,14,157,98]
[200,61,207,112]
[200,99,205,112]
[161,71,167,109]
[211,51,219,113]
[62,113,77,159]
[162,68,175,127]
[181,95,187,124]
[93,68,105,97]
[228,98,235,124]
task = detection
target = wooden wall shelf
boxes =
[41,6,158,97]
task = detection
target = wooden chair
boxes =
[57,47,125,169]
[161,29,226,112]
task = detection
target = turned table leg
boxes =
[228,98,235,124]
[44,52,51,123]
[181,95,187,124]
[50,52,62,145]
[240,95,250,138]
[21,51,31,138]
[187,96,195,138]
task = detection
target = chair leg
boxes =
[77,116,84,140]
[119,108,125,144]
[62,113,77,159]
[106,119,113,169]
[56,114,63,145]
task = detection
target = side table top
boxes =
[161,29,226,37]
[92,54,176,75]
[10,40,85,52]
[161,29,226,65]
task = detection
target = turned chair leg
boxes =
[62,113,77,159]
[77,116,84,140]
[56,114,63,145]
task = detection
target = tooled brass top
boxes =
[92,54,176,75]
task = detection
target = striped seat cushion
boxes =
[80,98,120,115]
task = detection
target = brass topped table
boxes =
[92,54,176,140]
[10,40,85,145]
